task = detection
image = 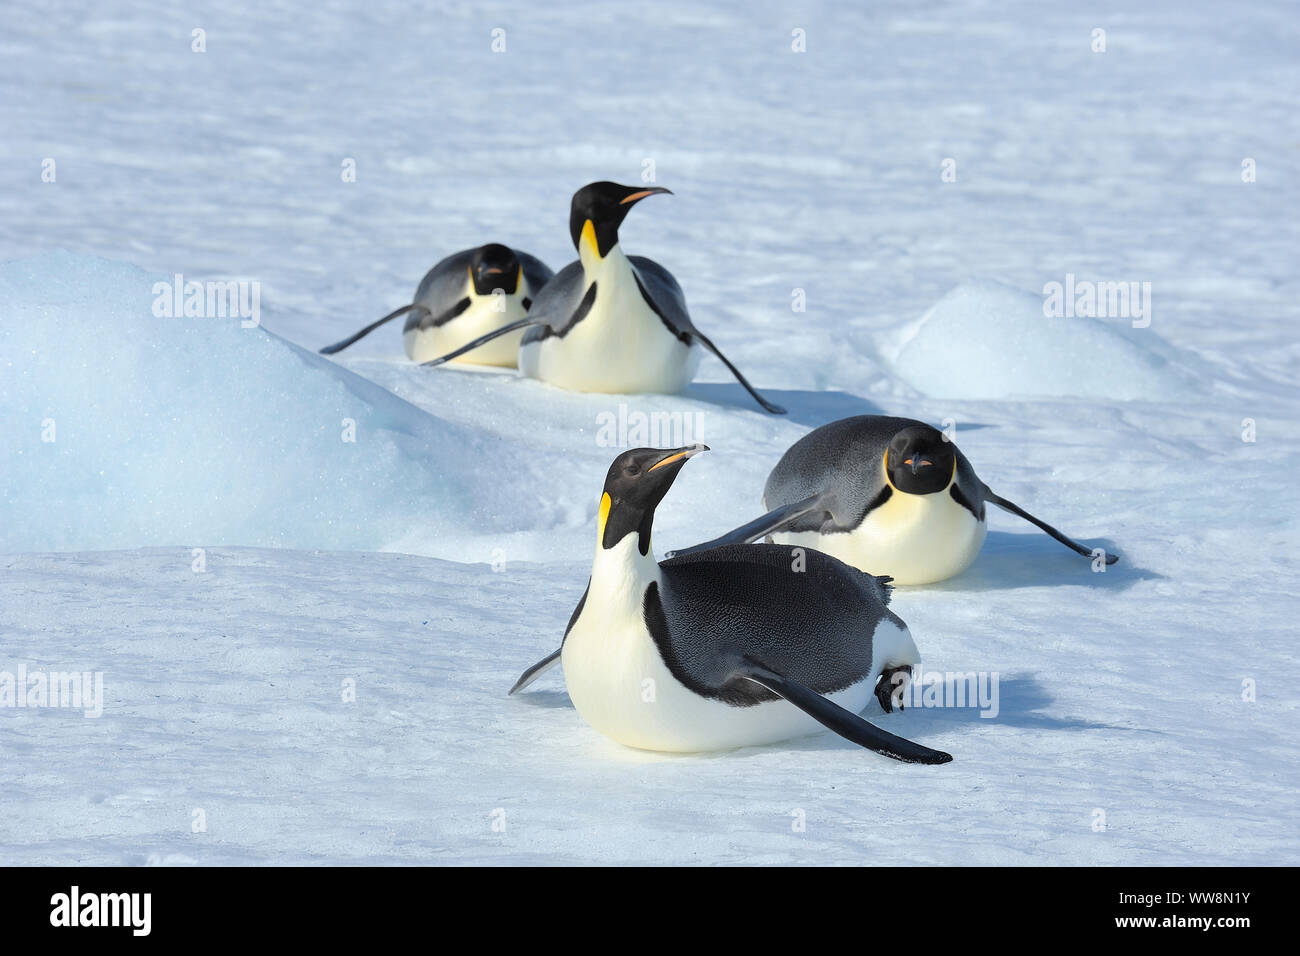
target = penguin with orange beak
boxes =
[669,416,1121,585]
[509,445,951,764]
[421,182,785,414]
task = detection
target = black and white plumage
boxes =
[318,243,553,366]
[511,445,952,764]
[421,182,785,414]
[672,415,1120,584]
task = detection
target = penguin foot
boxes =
[875,665,913,714]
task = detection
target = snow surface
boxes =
[891,279,1198,401]
[2,0,1299,865]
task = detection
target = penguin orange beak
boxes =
[619,186,673,205]
[648,444,709,472]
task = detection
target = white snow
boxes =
[891,280,1196,401]
[2,0,1299,865]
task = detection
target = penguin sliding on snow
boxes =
[319,243,554,366]
[669,415,1120,585]
[509,445,951,764]
[421,182,786,414]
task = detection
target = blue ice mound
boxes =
[0,253,508,553]
[892,279,1196,401]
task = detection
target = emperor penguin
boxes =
[421,182,786,414]
[669,415,1120,585]
[509,445,952,764]
[318,243,554,366]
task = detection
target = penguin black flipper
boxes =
[319,303,428,355]
[737,662,952,765]
[628,256,786,415]
[518,261,591,340]
[508,649,561,695]
[420,316,547,367]
[509,580,589,695]
[983,488,1120,564]
[326,245,481,354]
[627,256,692,341]
[664,492,831,558]
[690,331,787,415]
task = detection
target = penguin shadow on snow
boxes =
[874,674,1133,735]
[684,382,1005,435]
[507,686,573,711]
[681,383,880,424]
[929,531,1161,593]
[718,673,1134,760]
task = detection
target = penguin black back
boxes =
[652,543,898,706]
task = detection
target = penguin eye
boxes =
[625,463,641,478]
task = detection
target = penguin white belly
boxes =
[776,489,986,586]
[403,294,528,367]
[563,613,873,753]
[521,258,700,395]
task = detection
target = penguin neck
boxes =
[578,231,632,284]
[590,528,661,611]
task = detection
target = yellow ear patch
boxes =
[597,491,612,538]
[580,219,600,260]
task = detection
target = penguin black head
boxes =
[469,243,522,295]
[885,425,956,495]
[569,182,673,260]
[598,444,708,553]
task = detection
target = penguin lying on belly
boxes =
[510,444,952,764]
[669,415,1121,585]
[420,182,786,415]
[318,243,554,366]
